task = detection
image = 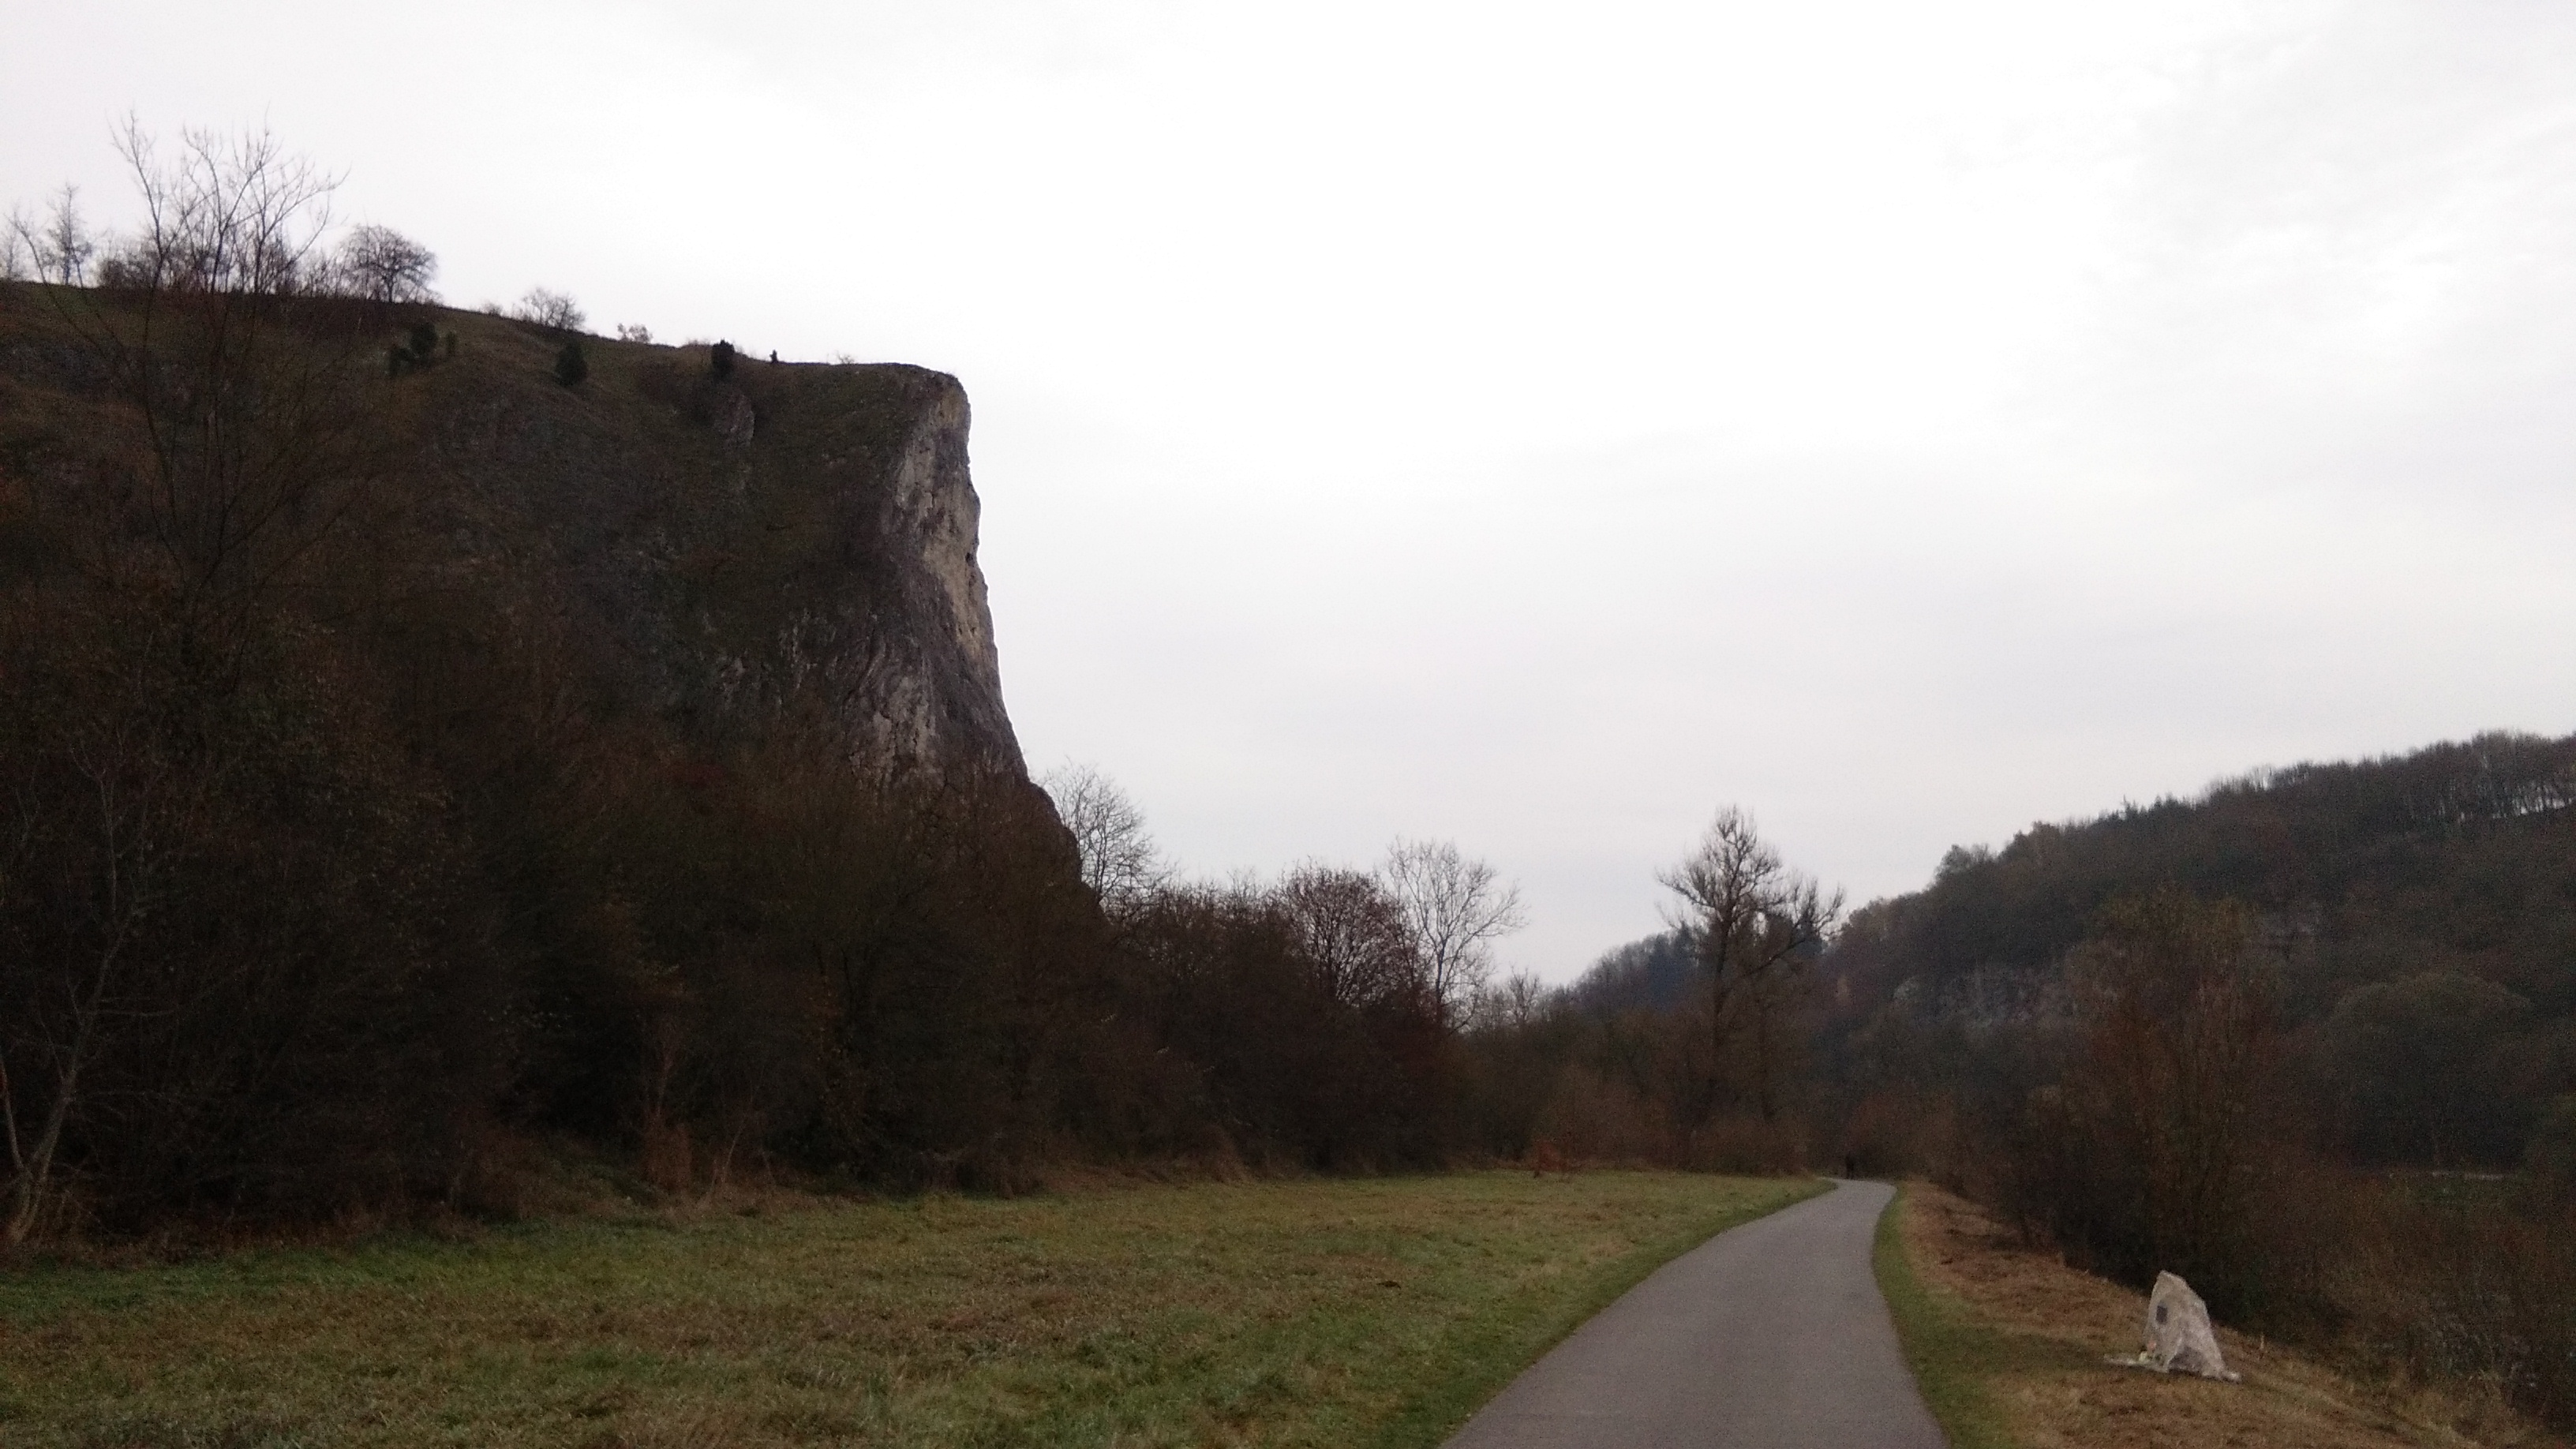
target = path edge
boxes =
[1376,1174,1833,1449]
[1873,1180,2019,1449]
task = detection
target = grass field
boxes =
[0,1171,1820,1448]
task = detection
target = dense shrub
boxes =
[1114,885,1450,1169]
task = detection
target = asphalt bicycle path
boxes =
[1443,1178,1947,1448]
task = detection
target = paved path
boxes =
[1444,1179,1947,1448]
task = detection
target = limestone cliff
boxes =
[835,370,1021,773]
[0,288,1030,779]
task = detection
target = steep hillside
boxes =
[1821,730,2576,1166]
[0,282,1105,1239]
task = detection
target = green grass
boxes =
[0,1171,1820,1448]
[1872,1184,2022,1449]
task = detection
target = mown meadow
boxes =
[0,1171,1819,1448]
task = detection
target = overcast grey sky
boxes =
[9,0,2572,979]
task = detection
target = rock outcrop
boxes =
[0,290,1031,781]
[410,329,1028,779]
[834,370,1021,774]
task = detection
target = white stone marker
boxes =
[2115,1271,2241,1381]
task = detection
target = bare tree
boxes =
[1658,807,1842,1122]
[32,119,373,652]
[1040,762,1168,913]
[331,223,437,304]
[1381,837,1525,1021]
[1,205,35,281]
[5,185,97,285]
[1274,863,1423,1010]
[514,286,584,333]
[1467,968,1555,1032]
[93,122,339,297]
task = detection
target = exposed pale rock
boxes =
[841,373,1020,774]
[717,388,755,447]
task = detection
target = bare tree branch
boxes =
[1381,837,1525,1021]
[1040,762,1168,915]
[1275,863,1422,1011]
[1658,807,1843,1123]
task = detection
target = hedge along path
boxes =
[0,1170,1822,1449]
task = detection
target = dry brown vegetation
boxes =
[1897,1181,2562,1449]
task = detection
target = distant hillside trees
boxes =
[1559,930,1696,1016]
[333,223,438,303]
[1817,728,2576,1178]
[2318,969,2541,1166]
[2,184,97,283]
[6,125,438,319]
[94,122,338,298]
[9,121,387,658]
[1797,732,2576,1427]
[515,286,584,332]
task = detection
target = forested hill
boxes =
[1822,729,2576,1164]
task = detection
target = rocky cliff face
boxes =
[0,288,1030,780]
[836,371,1021,775]
[429,337,1028,778]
